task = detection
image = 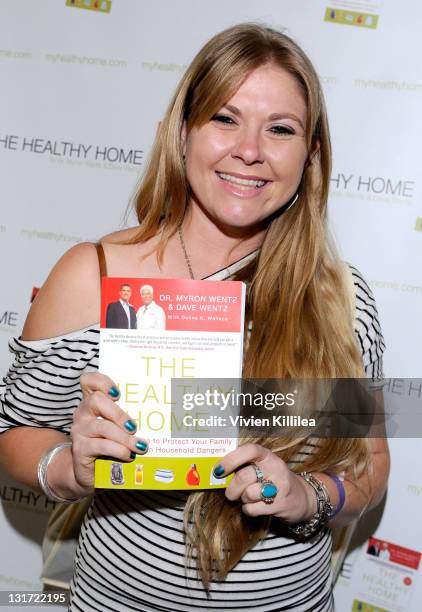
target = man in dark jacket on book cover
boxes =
[106,283,137,329]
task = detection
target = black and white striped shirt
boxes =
[0,265,385,612]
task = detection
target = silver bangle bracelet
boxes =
[287,472,334,538]
[37,441,81,504]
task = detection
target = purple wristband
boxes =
[326,472,346,519]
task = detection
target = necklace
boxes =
[178,226,195,280]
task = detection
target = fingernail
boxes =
[130,451,136,460]
[213,465,225,477]
[109,386,120,398]
[124,420,137,433]
[136,441,148,452]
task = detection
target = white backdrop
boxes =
[1,1,421,610]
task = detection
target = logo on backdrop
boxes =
[407,482,422,497]
[141,61,187,73]
[0,288,38,332]
[352,599,388,611]
[330,172,415,205]
[0,49,32,61]
[0,310,18,330]
[0,485,56,513]
[66,0,112,13]
[354,78,422,93]
[371,280,422,295]
[415,217,422,232]
[0,133,143,168]
[324,7,379,29]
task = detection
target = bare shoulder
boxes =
[21,242,101,341]
[100,226,163,277]
[101,226,140,243]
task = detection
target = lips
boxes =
[216,171,269,189]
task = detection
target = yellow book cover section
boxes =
[94,277,245,490]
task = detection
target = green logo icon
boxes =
[324,7,378,29]
[66,0,111,13]
[352,598,388,612]
[415,217,422,232]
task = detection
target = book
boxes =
[94,276,246,490]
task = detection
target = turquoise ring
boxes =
[260,479,278,504]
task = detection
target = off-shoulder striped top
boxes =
[0,264,385,611]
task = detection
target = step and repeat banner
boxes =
[1,1,421,610]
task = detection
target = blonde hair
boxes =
[128,23,370,586]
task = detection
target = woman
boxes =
[0,23,389,611]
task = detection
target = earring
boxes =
[282,193,299,213]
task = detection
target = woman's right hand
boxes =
[67,371,148,495]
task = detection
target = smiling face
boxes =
[184,64,309,232]
[119,285,131,303]
[140,287,154,305]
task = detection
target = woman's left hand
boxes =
[214,442,316,523]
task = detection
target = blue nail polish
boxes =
[213,465,225,477]
[130,451,136,460]
[124,420,137,433]
[136,441,147,452]
[109,386,120,398]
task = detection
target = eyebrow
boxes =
[223,104,305,130]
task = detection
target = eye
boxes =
[269,125,295,136]
[211,114,236,125]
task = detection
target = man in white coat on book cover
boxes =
[136,284,166,330]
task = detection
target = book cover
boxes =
[94,277,245,490]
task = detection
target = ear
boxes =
[306,139,320,167]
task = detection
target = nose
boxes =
[231,127,264,165]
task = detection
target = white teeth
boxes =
[218,172,266,188]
